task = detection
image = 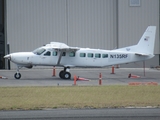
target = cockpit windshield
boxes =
[33,48,46,55]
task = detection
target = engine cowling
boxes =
[25,65,33,69]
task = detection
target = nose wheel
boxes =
[59,67,71,79]
[14,73,21,79]
[14,66,22,79]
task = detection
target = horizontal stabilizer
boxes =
[64,65,76,67]
[135,53,150,56]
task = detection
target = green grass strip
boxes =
[0,86,160,110]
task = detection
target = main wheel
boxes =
[62,72,71,79]
[14,73,21,79]
[59,70,64,79]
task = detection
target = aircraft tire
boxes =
[14,73,21,79]
[59,70,64,79]
[63,72,71,79]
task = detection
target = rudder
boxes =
[136,26,156,54]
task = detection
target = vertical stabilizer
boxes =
[136,26,156,54]
[113,26,156,55]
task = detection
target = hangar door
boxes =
[0,0,4,69]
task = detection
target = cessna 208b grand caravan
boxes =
[4,26,156,79]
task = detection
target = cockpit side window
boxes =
[62,52,66,56]
[53,51,58,56]
[44,51,51,56]
[33,48,46,55]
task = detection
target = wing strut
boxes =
[57,50,63,65]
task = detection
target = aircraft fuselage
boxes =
[4,26,156,79]
[8,47,154,68]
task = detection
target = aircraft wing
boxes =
[47,42,80,65]
[48,42,80,51]
[57,47,80,51]
[56,47,80,65]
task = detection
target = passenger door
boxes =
[40,51,52,65]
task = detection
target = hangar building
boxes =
[0,0,159,69]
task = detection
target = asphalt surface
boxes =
[0,67,160,119]
[0,108,160,120]
[0,67,160,86]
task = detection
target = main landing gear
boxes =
[14,66,22,79]
[14,66,71,80]
[59,67,71,79]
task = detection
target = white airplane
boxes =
[4,26,156,79]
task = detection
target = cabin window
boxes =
[88,53,93,58]
[80,53,86,57]
[52,51,57,56]
[95,53,101,58]
[62,52,66,56]
[44,51,51,56]
[102,54,108,58]
[69,52,75,57]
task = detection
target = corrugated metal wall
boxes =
[6,0,116,52]
[67,0,115,49]
[6,0,159,69]
[6,0,67,52]
[118,0,159,54]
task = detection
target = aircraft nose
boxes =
[4,54,11,60]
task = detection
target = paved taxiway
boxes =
[0,68,160,120]
[0,68,160,86]
[0,108,160,120]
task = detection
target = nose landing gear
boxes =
[14,66,22,79]
[14,73,21,79]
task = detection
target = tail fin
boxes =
[115,26,156,55]
[136,26,156,54]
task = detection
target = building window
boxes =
[130,0,140,7]
[80,53,86,57]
